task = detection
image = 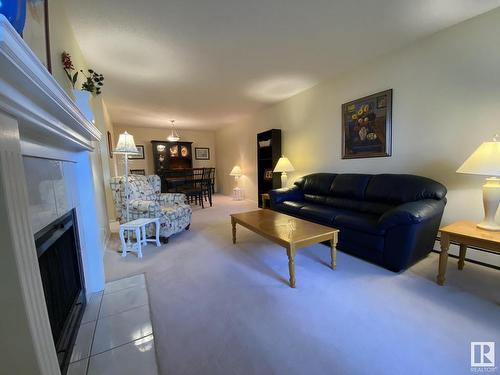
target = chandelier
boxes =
[167,119,180,142]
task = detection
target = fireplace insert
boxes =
[35,209,86,374]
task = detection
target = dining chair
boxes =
[209,167,216,194]
[180,168,212,208]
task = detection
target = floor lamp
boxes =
[113,131,139,225]
[229,165,243,200]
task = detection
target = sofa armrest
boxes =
[159,193,187,205]
[269,186,305,205]
[378,199,446,231]
[129,199,161,217]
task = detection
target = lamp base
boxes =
[280,172,288,188]
[478,177,500,232]
[233,187,244,201]
[477,222,500,231]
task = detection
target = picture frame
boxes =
[107,131,113,159]
[128,145,145,160]
[341,89,392,159]
[195,147,210,160]
[130,169,146,175]
[23,0,52,73]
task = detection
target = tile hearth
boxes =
[67,274,158,375]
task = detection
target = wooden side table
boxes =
[437,220,500,285]
[261,193,270,208]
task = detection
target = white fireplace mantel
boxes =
[0,14,101,150]
[0,15,103,375]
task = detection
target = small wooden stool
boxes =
[119,218,161,258]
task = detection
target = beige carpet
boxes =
[104,195,499,375]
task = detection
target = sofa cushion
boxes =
[365,174,447,204]
[297,173,337,196]
[334,212,383,235]
[299,204,348,224]
[304,194,327,205]
[325,197,394,215]
[329,174,372,200]
[274,201,306,214]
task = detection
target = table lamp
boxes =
[273,156,295,187]
[457,135,500,231]
[113,131,139,223]
[229,165,243,200]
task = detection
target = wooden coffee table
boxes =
[230,209,339,288]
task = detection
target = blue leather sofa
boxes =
[269,173,447,272]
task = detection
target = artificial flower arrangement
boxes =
[62,51,104,95]
[350,104,378,143]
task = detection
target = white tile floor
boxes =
[67,274,158,375]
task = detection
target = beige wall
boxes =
[113,126,217,186]
[92,97,118,223]
[48,0,88,97]
[216,8,500,225]
[25,0,116,242]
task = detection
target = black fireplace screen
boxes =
[35,209,85,372]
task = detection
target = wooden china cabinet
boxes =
[151,141,193,175]
[151,140,193,171]
[151,140,193,191]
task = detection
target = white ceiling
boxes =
[66,0,500,130]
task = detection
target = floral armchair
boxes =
[110,175,192,241]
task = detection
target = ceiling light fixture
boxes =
[167,119,180,142]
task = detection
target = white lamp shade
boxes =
[114,131,139,154]
[457,139,500,176]
[229,165,242,177]
[273,157,295,173]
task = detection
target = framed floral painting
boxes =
[341,89,392,159]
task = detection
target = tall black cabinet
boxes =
[257,129,282,207]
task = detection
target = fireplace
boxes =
[35,209,86,373]
[1,15,105,374]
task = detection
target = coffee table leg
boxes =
[437,233,450,285]
[231,217,237,244]
[330,235,337,270]
[287,245,296,288]
[458,244,466,270]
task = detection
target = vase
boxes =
[0,0,26,34]
[72,89,94,123]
